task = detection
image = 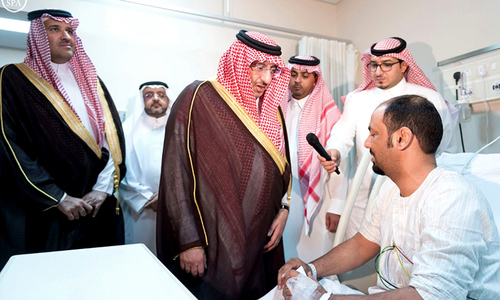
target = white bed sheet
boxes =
[437,152,500,234]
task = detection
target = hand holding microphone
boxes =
[306,133,340,175]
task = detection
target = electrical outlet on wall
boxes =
[463,69,472,77]
[478,64,487,77]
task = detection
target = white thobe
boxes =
[119,112,168,255]
[360,167,500,299]
[325,78,458,240]
[282,95,337,263]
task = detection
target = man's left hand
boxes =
[144,193,158,211]
[82,190,108,217]
[264,208,289,252]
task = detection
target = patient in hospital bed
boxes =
[271,95,500,300]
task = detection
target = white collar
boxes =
[142,111,168,129]
[290,94,310,111]
[377,78,407,97]
[50,61,71,76]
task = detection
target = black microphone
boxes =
[306,133,340,175]
[453,72,461,101]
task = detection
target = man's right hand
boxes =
[318,149,341,174]
[57,195,93,221]
[277,258,310,290]
[179,247,206,277]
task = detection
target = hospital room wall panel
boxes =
[1,0,498,152]
[0,0,338,112]
[335,0,500,153]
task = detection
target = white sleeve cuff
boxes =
[59,192,67,203]
[327,198,345,215]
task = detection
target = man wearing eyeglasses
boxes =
[156,30,291,299]
[280,55,342,263]
[119,81,172,256]
[319,37,458,241]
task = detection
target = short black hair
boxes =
[382,95,443,154]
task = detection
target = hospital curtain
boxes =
[298,36,359,111]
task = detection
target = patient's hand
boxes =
[277,258,310,289]
[282,270,328,300]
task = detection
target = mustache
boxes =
[59,41,73,47]
[256,81,268,87]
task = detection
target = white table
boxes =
[0,244,196,300]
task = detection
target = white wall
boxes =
[335,0,500,153]
[1,0,338,112]
[0,47,24,65]
[2,0,498,153]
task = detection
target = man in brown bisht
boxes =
[157,30,291,299]
[0,9,125,270]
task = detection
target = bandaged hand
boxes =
[284,270,328,300]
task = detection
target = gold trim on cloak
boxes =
[1,63,123,212]
[210,80,292,206]
[210,80,289,175]
[0,65,59,203]
[97,81,123,214]
[15,63,102,157]
[186,81,210,248]
[181,80,292,253]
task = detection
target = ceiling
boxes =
[315,0,344,4]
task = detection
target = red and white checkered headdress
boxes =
[356,37,436,93]
[217,31,290,153]
[24,11,105,146]
[282,55,341,229]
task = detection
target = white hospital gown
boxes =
[360,167,500,299]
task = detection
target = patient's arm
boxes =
[278,233,379,290]
[327,286,423,300]
[313,232,379,278]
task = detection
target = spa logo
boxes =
[1,0,28,13]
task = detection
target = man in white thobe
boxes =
[320,37,458,240]
[119,81,172,255]
[281,55,342,263]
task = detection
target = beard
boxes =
[145,106,167,118]
[372,163,386,176]
[370,150,386,175]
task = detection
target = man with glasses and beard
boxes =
[119,81,172,256]
[319,37,458,241]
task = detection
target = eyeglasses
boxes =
[250,63,282,78]
[367,60,402,72]
[144,92,168,100]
